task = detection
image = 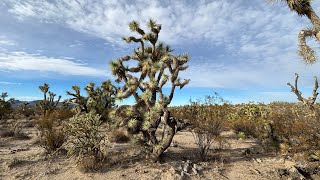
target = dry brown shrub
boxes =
[110,129,130,143]
[36,110,66,153]
[183,94,231,160]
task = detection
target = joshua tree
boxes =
[0,92,14,120]
[270,0,320,63]
[111,19,190,161]
[38,83,61,115]
[66,80,118,121]
[287,73,319,109]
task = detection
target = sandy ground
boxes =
[0,118,318,180]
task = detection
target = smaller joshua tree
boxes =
[111,19,190,161]
[287,73,319,109]
[37,83,61,116]
[66,80,118,121]
[36,83,65,152]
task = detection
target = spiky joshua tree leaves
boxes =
[270,0,320,63]
[111,19,190,161]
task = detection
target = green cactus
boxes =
[111,19,190,161]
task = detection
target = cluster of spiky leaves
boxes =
[64,112,104,161]
[110,19,190,161]
[0,92,14,120]
[66,80,118,121]
[270,0,320,63]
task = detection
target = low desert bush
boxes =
[227,101,320,159]
[227,102,270,140]
[0,129,14,137]
[16,103,35,117]
[36,111,66,153]
[0,121,29,139]
[64,112,105,164]
[110,129,130,143]
[268,102,320,154]
[186,94,231,160]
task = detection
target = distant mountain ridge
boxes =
[10,100,41,109]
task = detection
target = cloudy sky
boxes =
[0,0,320,105]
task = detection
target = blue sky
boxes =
[1,0,320,105]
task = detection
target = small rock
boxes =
[278,168,289,177]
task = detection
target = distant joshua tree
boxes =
[270,0,320,63]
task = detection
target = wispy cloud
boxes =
[2,0,320,92]
[5,0,317,46]
[0,36,15,46]
[0,51,107,76]
[0,81,21,85]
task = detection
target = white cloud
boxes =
[0,51,107,76]
[5,0,317,46]
[0,36,15,46]
[0,81,21,85]
[2,0,320,91]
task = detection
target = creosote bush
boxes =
[227,102,270,140]
[173,93,230,160]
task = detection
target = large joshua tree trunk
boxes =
[111,19,190,162]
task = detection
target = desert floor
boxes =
[0,117,318,180]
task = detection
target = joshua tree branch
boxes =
[287,73,319,108]
[298,29,317,63]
